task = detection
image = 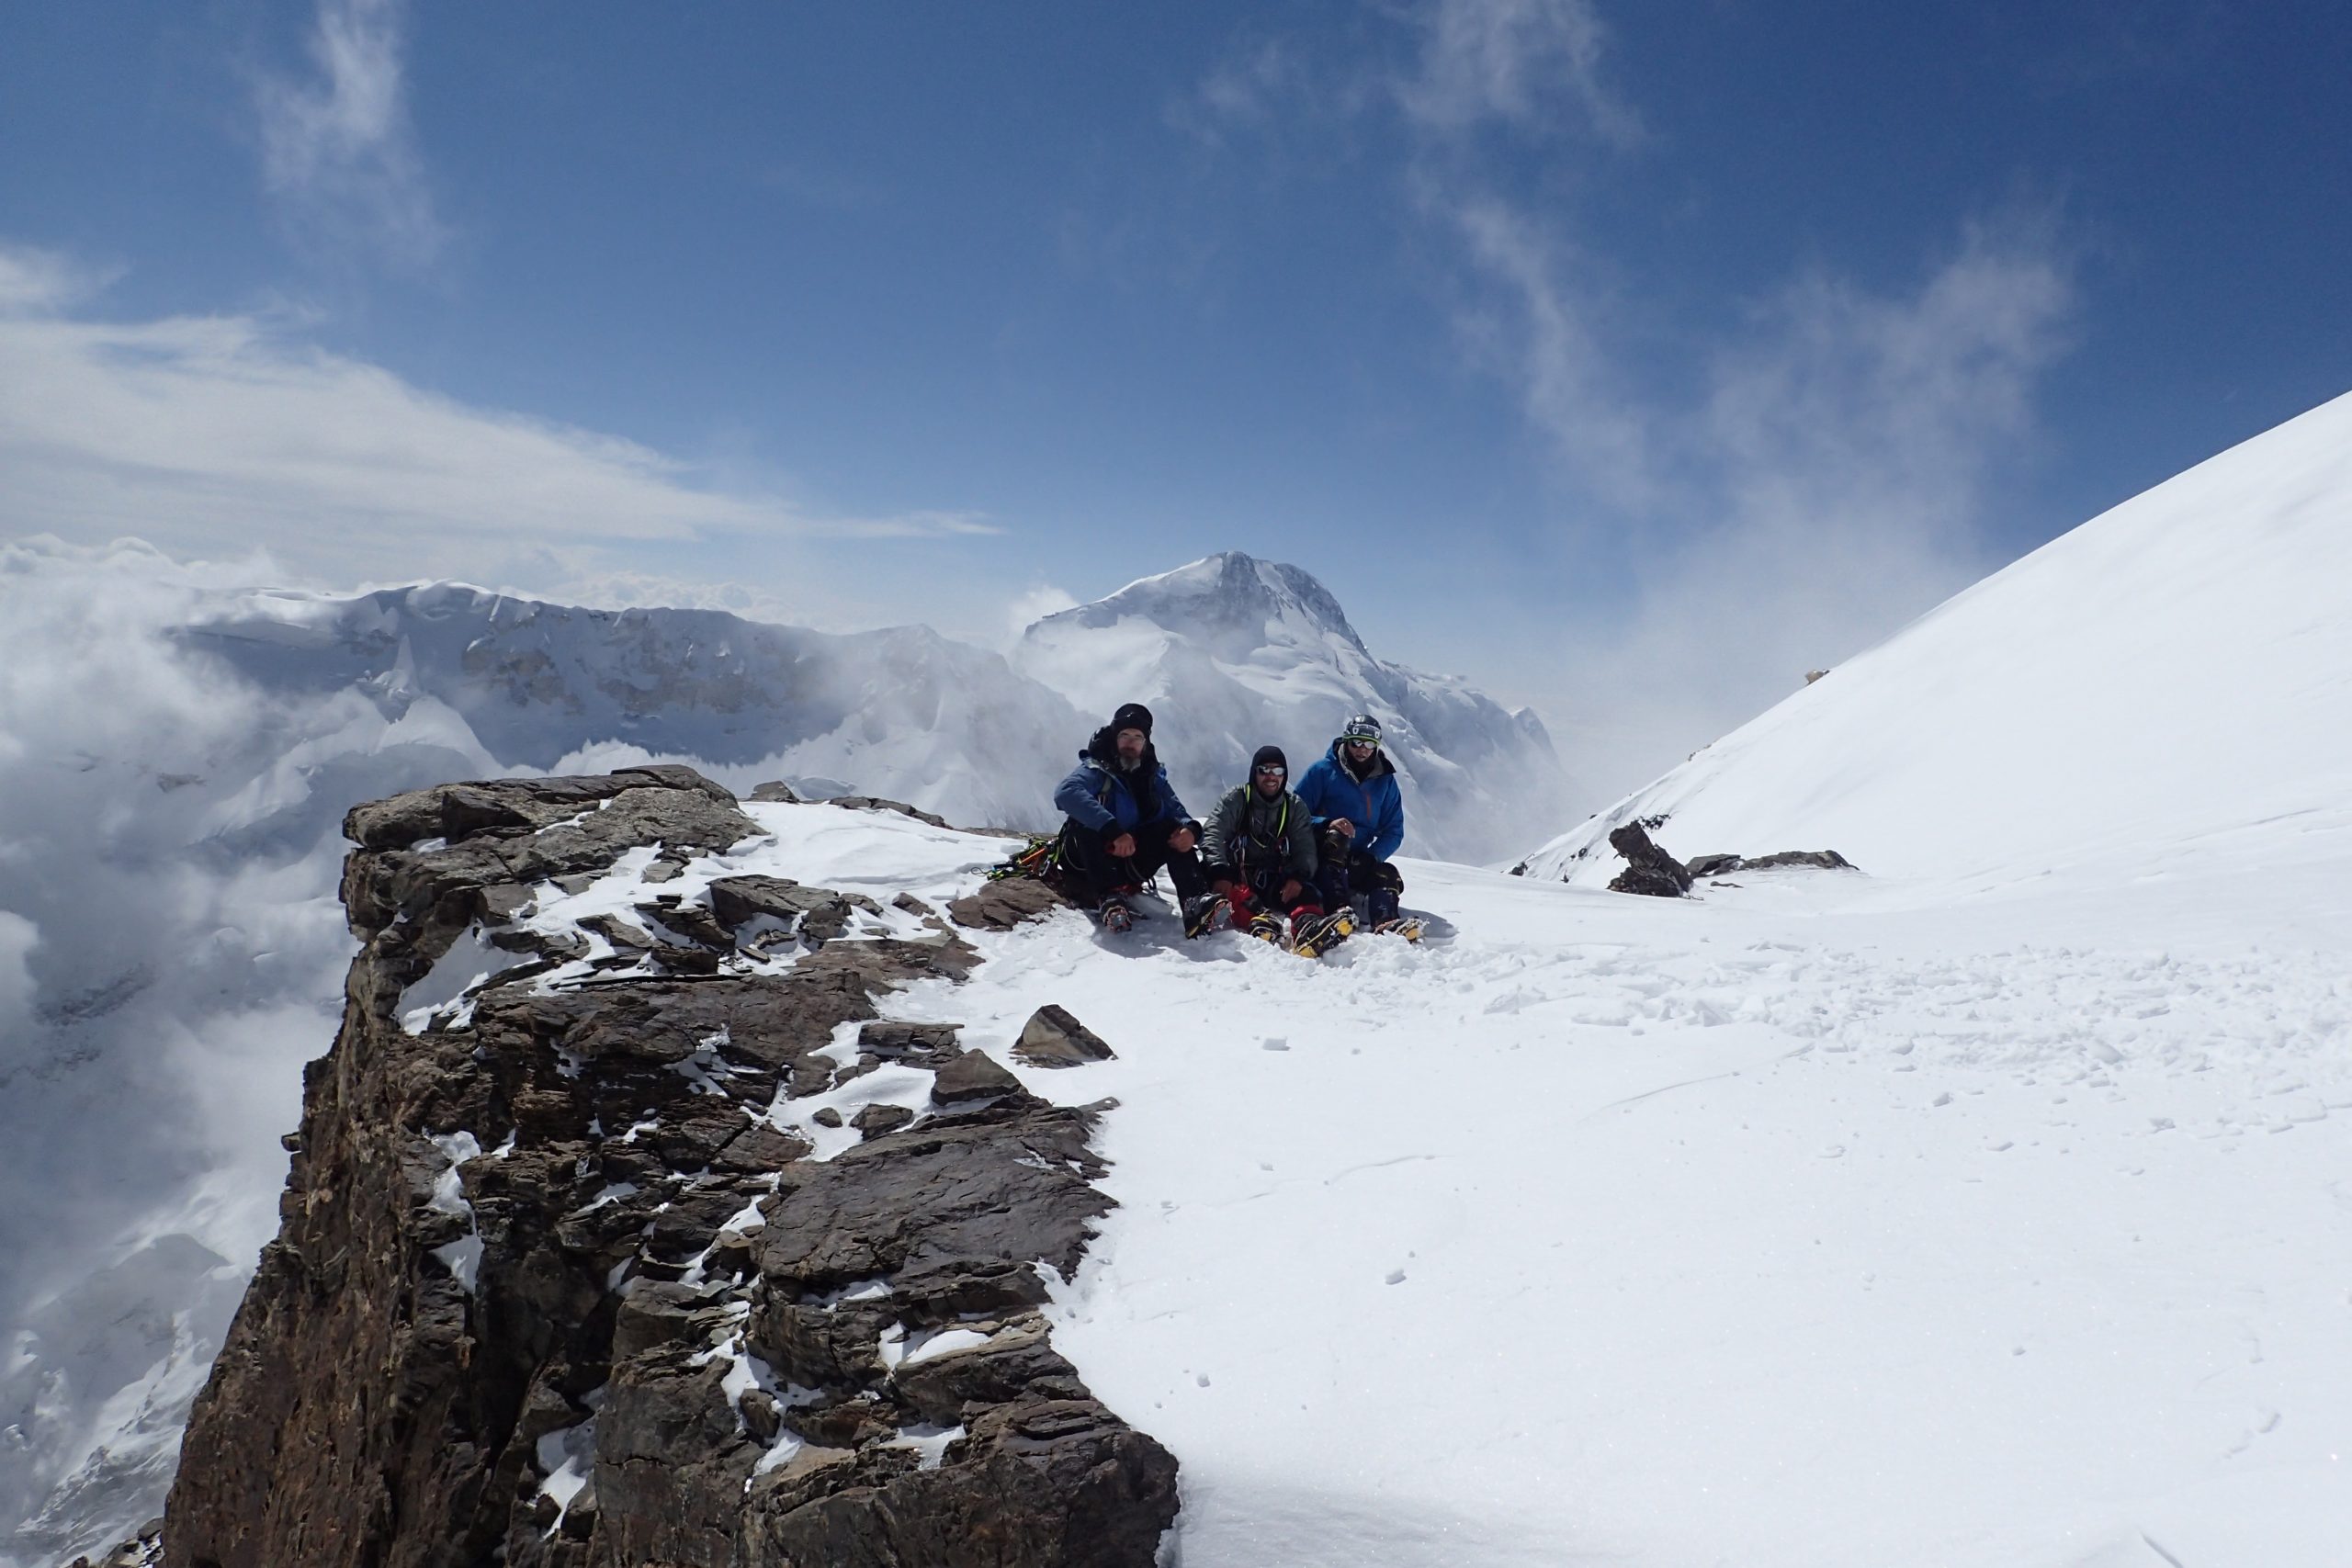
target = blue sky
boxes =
[3,0,2346,784]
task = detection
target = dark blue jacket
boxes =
[1296,739,1404,862]
[1055,729,1194,838]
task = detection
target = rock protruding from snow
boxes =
[1684,850,1857,879]
[949,878,1073,931]
[1606,823,1694,898]
[160,767,1177,1568]
[1014,1006,1115,1068]
[1013,552,1587,863]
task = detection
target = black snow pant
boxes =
[1057,817,1208,908]
[1316,843,1404,923]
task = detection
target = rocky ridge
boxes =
[152,765,1175,1567]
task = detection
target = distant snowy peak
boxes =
[1045,552,1370,660]
[1015,552,1588,863]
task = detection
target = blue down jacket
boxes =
[1295,739,1404,862]
[1053,728,1194,837]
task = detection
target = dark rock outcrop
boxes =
[1606,822,1694,897]
[159,766,1176,1568]
[1015,1005,1115,1068]
[948,877,1073,931]
[1686,849,1858,878]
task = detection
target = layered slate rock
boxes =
[1014,1006,1116,1068]
[1683,849,1858,879]
[947,877,1072,931]
[159,768,1176,1568]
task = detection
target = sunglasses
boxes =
[1254,765,1287,778]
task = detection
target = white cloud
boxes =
[253,0,444,266]
[0,537,494,1551]
[1554,223,2077,790]
[1170,37,1301,146]
[0,245,993,586]
[0,247,108,315]
[1174,4,2086,807]
[1396,0,1641,145]
[1441,191,1657,507]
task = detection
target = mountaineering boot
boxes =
[1291,908,1354,957]
[1098,894,1135,933]
[1246,910,1284,944]
[1370,916,1422,942]
[1183,892,1231,938]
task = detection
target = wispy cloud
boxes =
[1005,582,1080,645]
[0,246,110,315]
[1179,5,2082,795]
[0,243,995,586]
[1558,220,2077,784]
[1441,191,1657,506]
[1395,0,1641,145]
[252,0,445,267]
[1169,36,1304,148]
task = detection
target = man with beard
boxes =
[1052,702,1207,932]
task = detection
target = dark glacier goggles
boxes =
[1341,734,1380,750]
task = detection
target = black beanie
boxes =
[1250,744,1288,774]
[1112,702,1154,737]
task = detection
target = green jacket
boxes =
[1202,784,1319,881]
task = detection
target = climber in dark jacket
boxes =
[1189,744,1326,941]
[1295,712,1408,928]
[1052,702,1207,929]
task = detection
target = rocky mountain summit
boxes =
[148,765,1174,1567]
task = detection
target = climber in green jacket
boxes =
[1189,745,1338,946]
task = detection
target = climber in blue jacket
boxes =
[1052,701,1208,931]
[1295,712,1408,930]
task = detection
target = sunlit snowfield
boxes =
[762,799,2352,1568]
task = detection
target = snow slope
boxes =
[711,399,2352,1563]
[1015,553,1585,863]
[731,792,2352,1567]
[1519,389,2352,886]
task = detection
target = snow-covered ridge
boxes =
[0,545,1567,1562]
[175,583,1085,832]
[1015,552,1588,863]
[1521,388,2352,886]
[174,557,1578,863]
